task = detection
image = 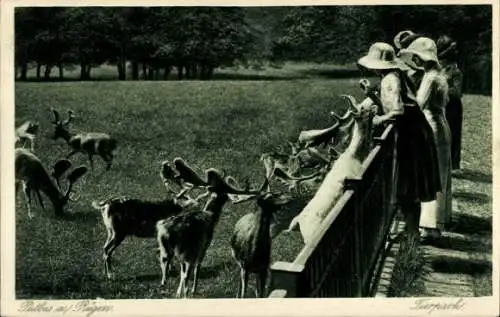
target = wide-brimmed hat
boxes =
[394,30,414,50]
[399,37,440,69]
[436,35,458,59]
[357,42,409,71]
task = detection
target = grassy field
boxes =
[15,70,369,299]
[14,65,492,299]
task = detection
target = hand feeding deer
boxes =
[284,95,378,244]
[91,158,209,280]
[50,109,117,170]
[156,167,266,298]
[16,121,40,152]
[15,148,88,218]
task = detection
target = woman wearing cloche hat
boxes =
[399,37,452,241]
[358,42,442,238]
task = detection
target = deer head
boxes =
[50,109,75,141]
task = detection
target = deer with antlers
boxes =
[50,109,117,170]
[15,148,88,218]
[15,120,40,152]
[91,159,208,280]
[284,95,378,244]
[156,167,268,298]
[229,174,295,298]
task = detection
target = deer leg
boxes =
[35,190,45,211]
[22,183,33,219]
[103,232,125,280]
[240,267,248,298]
[190,262,200,296]
[100,153,113,171]
[66,150,77,159]
[176,262,187,298]
[158,242,171,286]
[88,153,94,170]
[256,270,268,298]
[183,262,192,298]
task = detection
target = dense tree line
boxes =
[15,7,254,81]
[15,6,492,92]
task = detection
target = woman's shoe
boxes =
[419,227,441,245]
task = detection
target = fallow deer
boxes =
[50,109,117,170]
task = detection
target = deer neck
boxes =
[344,120,370,161]
[252,209,273,248]
[203,193,229,225]
[38,171,66,208]
[59,129,73,144]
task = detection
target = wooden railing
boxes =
[268,123,397,298]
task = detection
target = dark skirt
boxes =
[446,95,463,170]
[393,105,442,203]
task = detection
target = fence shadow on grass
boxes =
[429,256,491,275]
[426,235,491,253]
[453,191,491,205]
[453,168,492,184]
[447,213,492,235]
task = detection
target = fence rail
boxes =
[268,123,397,298]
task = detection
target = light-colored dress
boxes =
[418,69,452,229]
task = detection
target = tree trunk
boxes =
[148,67,154,80]
[132,61,139,80]
[192,64,198,79]
[163,66,171,80]
[117,62,126,80]
[80,62,86,80]
[142,63,148,80]
[207,66,214,80]
[36,63,42,80]
[177,64,184,80]
[19,62,28,81]
[44,64,53,79]
[85,65,92,80]
[58,62,64,80]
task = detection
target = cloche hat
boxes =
[399,37,440,69]
[357,42,409,71]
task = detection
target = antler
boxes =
[51,108,61,124]
[173,157,209,187]
[340,95,360,115]
[297,122,340,148]
[63,110,75,126]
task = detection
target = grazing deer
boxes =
[15,120,39,151]
[229,178,293,298]
[156,168,265,298]
[15,148,87,218]
[50,109,117,170]
[91,160,207,280]
[285,95,377,244]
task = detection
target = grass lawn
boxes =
[13,63,492,299]
[15,74,369,299]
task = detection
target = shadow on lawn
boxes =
[447,213,492,235]
[453,168,492,184]
[133,259,233,283]
[426,235,491,253]
[430,256,491,275]
[453,191,491,205]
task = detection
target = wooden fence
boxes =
[268,123,397,298]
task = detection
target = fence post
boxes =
[345,177,363,297]
[269,261,305,297]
